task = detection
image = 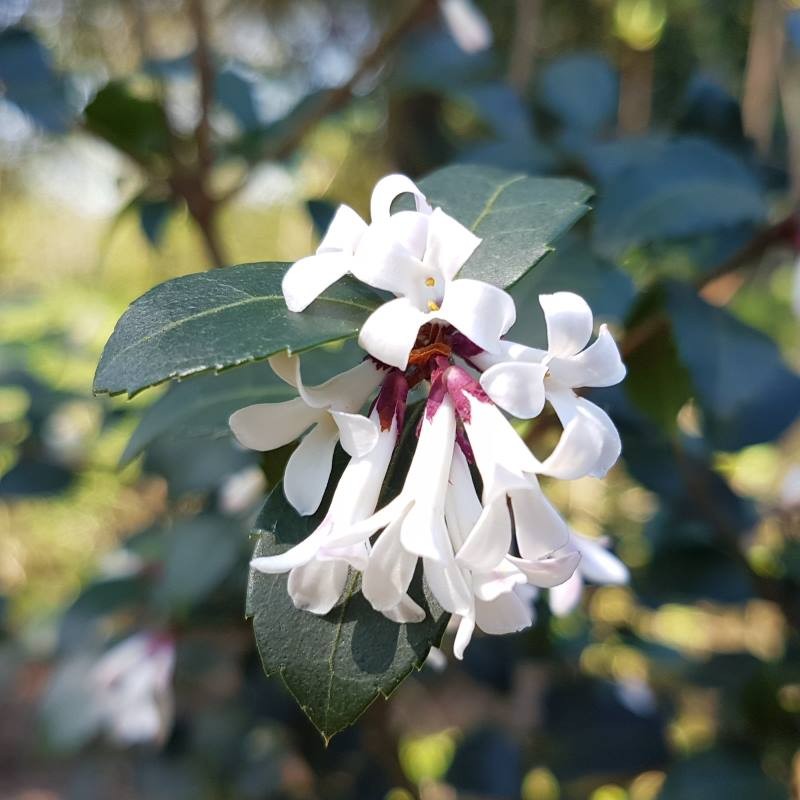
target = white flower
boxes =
[281,174,431,313]
[444,364,604,572]
[327,392,468,617]
[282,173,516,370]
[439,0,493,53]
[478,291,626,477]
[547,532,629,617]
[250,374,424,621]
[354,186,515,370]
[90,632,175,746]
[229,352,383,515]
[444,447,581,659]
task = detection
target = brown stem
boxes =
[507,0,542,93]
[742,0,785,156]
[189,0,215,173]
[617,45,654,135]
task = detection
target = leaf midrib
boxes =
[99,293,378,374]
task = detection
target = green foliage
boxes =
[248,438,449,740]
[93,262,382,397]
[421,164,592,288]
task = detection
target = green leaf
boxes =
[119,364,294,466]
[84,81,173,167]
[419,164,593,288]
[154,514,244,613]
[662,281,800,450]
[247,411,449,741]
[591,138,766,258]
[93,262,382,398]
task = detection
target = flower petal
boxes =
[330,410,379,457]
[506,549,581,588]
[439,279,516,353]
[370,174,432,222]
[267,351,298,387]
[453,613,476,660]
[358,298,428,369]
[250,520,332,573]
[455,497,512,572]
[444,446,483,550]
[353,215,431,300]
[474,591,533,634]
[296,358,383,411]
[540,292,593,358]
[283,415,340,515]
[229,398,320,452]
[362,518,417,612]
[423,558,473,616]
[317,204,367,254]
[287,557,349,615]
[536,408,605,480]
[382,595,426,624]
[548,324,626,388]
[548,571,583,617]
[576,535,629,584]
[479,361,548,419]
[510,484,570,560]
[548,388,621,478]
[423,207,482,281]
[282,252,354,312]
[472,560,527,601]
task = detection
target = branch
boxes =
[189,0,215,174]
[217,0,437,205]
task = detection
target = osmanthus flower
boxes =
[229,352,383,515]
[90,631,175,746]
[477,291,626,478]
[281,172,516,371]
[443,448,581,659]
[250,373,424,622]
[546,532,629,618]
[281,174,432,313]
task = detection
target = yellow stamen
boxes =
[425,276,436,287]
[427,300,440,312]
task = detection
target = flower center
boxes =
[425,276,436,287]
[427,300,440,312]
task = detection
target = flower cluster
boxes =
[231,175,628,657]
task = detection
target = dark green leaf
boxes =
[663,282,800,450]
[120,364,294,466]
[84,81,172,166]
[248,414,449,741]
[537,53,618,136]
[592,138,766,258]
[0,27,72,132]
[419,165,593,288]
[93,262,382,397]
[154,514,244,612]
[138,199,173,246]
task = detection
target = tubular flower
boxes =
[250,373,423,621]
[231,172,629,657]
[90,632,176,746]
[477,291,626,477]
[229,352,383,515]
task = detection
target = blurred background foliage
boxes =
[1,0,799,798]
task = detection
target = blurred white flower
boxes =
[219,465,267,516]
[439,0,493,53]
[780,465,800,509]
[229,352,382,515]
[90,632,175,747]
